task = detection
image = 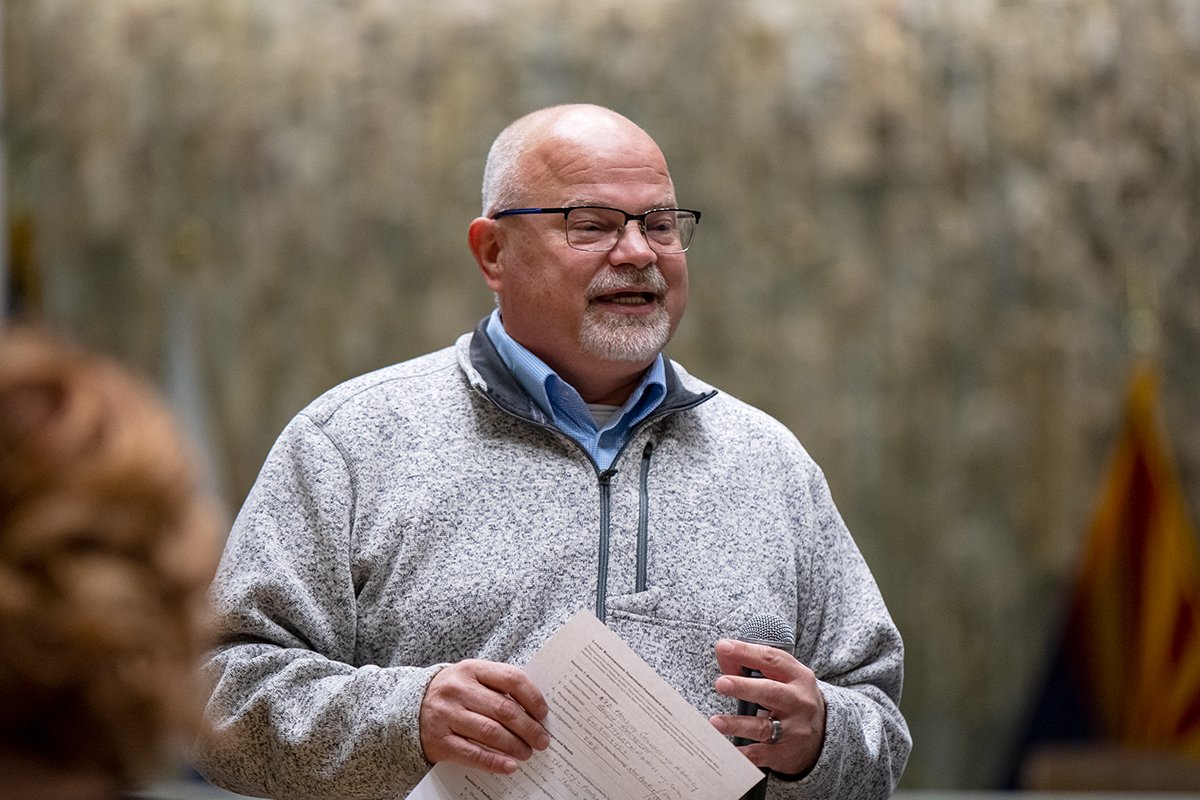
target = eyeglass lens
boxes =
[565,208,696,253]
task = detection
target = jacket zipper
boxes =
[475,387,711,623]
[635,440,654,593]
[598,440,655,620]
[596,468,615,622]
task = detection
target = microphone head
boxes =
[737,613,795,649]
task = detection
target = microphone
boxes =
[732,613,795,800]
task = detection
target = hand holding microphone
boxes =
[728,615,795,748]
[709,614,827,786]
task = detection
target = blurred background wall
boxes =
[5,0,1200,788]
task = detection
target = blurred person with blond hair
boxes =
[0,326,220,800]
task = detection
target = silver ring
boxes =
[767,715,783,744]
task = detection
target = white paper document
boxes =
[407,610,763,800]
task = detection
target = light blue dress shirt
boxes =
[485,309,667,471]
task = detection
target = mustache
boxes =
[585,265,669,299]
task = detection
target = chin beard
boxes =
[579,306,671,362]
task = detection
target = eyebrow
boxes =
[566,198,679,210]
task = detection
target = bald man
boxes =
[196,105,910,799]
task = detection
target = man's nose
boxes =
[608,222,657,266]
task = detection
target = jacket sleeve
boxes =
[192,413,438,799]
[772,466,912,800]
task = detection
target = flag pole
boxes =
[1125,270,1159,360]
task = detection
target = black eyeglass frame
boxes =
[490,205,703,253]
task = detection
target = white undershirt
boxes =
[587,403,621,427]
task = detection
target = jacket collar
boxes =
[466,316,714,424]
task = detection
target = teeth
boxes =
[597,292,653,305]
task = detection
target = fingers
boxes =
[713,638,807,727]
[714,670,791,712]
[709,698,825,775]
[419,659,551,774]
[710,640,827,775]
[711,705,825,775]
[708,710,777,745]
[714,638,801,681]
[486,662,549,723]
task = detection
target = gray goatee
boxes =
[579,265,671,362]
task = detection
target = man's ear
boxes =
[468,217,503,293]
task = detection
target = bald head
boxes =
[467,103,689,404]
[481,104,673,216]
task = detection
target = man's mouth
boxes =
[593,291,658,305]
[586,265,669,308]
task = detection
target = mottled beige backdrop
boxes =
[6,0,1200,788]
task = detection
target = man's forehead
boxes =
[564,194,679,211]
[524,137,673,193]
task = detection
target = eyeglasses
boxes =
[490,206,702,253]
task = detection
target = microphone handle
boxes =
[732,666,769,800]
[732,667,763,747]
[739,774,769,800]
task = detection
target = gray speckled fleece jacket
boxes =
[194,321,910,799]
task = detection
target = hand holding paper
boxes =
[408,611,763,800]
[419,659,551,774]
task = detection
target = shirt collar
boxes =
[484,308,666,431]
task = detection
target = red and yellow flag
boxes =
[1067,360,1200,754]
